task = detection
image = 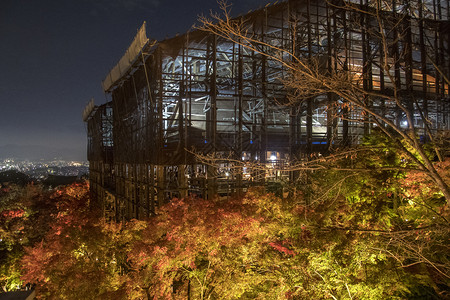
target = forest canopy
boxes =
[1,146,448,298]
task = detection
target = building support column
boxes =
[156,165,165,207]
[178,165,188,199]
[206,165,217,199]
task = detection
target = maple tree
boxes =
[125,196,268,299]
[13,149,447,299]
[125,177,447,299]
[20,182,140,299]
[293,136,450,298]
[0,183,59,292]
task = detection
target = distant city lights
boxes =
[0,159,89,179]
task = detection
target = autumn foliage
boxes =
[1,153,449,298]
[0,183,62,292]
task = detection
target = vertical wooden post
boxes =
[157,165,165,207]
[179,165,188,199]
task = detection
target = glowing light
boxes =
[225,172,230,177]
[270,155,277,161]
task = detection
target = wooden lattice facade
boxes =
[85,0,450,220]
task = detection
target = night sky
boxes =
[0,0,269,161]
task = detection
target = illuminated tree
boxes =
[20,182,141,299]
[125,196,269,299]
[123,187,446,299]
[0,183,58,292]
[17,179,447,298]
[293,134,450,297]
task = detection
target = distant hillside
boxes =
[0,144,86,161]
[0,170,31,186]
[43,175,80,187]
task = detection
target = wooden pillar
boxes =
[206,165,217,199]
[237,41,244,196]
[260,12,268,186]
[306,99,313,154]
[418,0,428,117]
[306,0,313,154]
[361,0,371,136]
[178,165,188,199]
[156,165,165,207]
[149,164,155,215]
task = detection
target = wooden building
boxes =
[84,0,450,220]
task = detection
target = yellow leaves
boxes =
[72,243,88,259]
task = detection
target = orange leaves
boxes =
[1,209,25,219]
[21,241,51,284]
[19,182,132,298]
[400,160,449,200]
[120,193,282,298]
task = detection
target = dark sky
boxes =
[0,0,269,160]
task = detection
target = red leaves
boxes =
[293,204,315,216]
[400,158,450,200]
[21,240,59,286]
[1,209,25,219]
[1,187,11,193]
[269,241,296,256]
[19,187,312,298]
[122,194,276,298]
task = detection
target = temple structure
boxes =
[84,0,450,220]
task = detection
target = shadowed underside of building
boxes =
[84,0,450,221]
